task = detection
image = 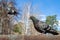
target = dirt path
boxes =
[24,34,60,40]
[0,34,60,40]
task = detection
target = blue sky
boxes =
[16,0,60,20]
[15,0,60,31]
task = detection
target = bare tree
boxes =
[0,0,18,35]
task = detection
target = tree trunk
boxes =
[2,15,9,34]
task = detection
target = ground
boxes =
[0,34,60,40]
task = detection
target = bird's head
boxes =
[30,16,39,23]
[30,16,36,20]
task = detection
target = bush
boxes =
[14,26,19,32]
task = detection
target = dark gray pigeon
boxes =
[30,16,59,35]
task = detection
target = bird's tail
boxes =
[46,29,59,35]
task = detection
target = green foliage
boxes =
[14,26,19,32]
[46,15,58,28]
[14,24,22,34]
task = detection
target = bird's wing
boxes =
[34,21,47,33]
[37,21,47,29]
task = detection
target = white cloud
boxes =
[36,14,46,21]
[57,20,60,31]
[58,20,60,26]
[28,14,46,22]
